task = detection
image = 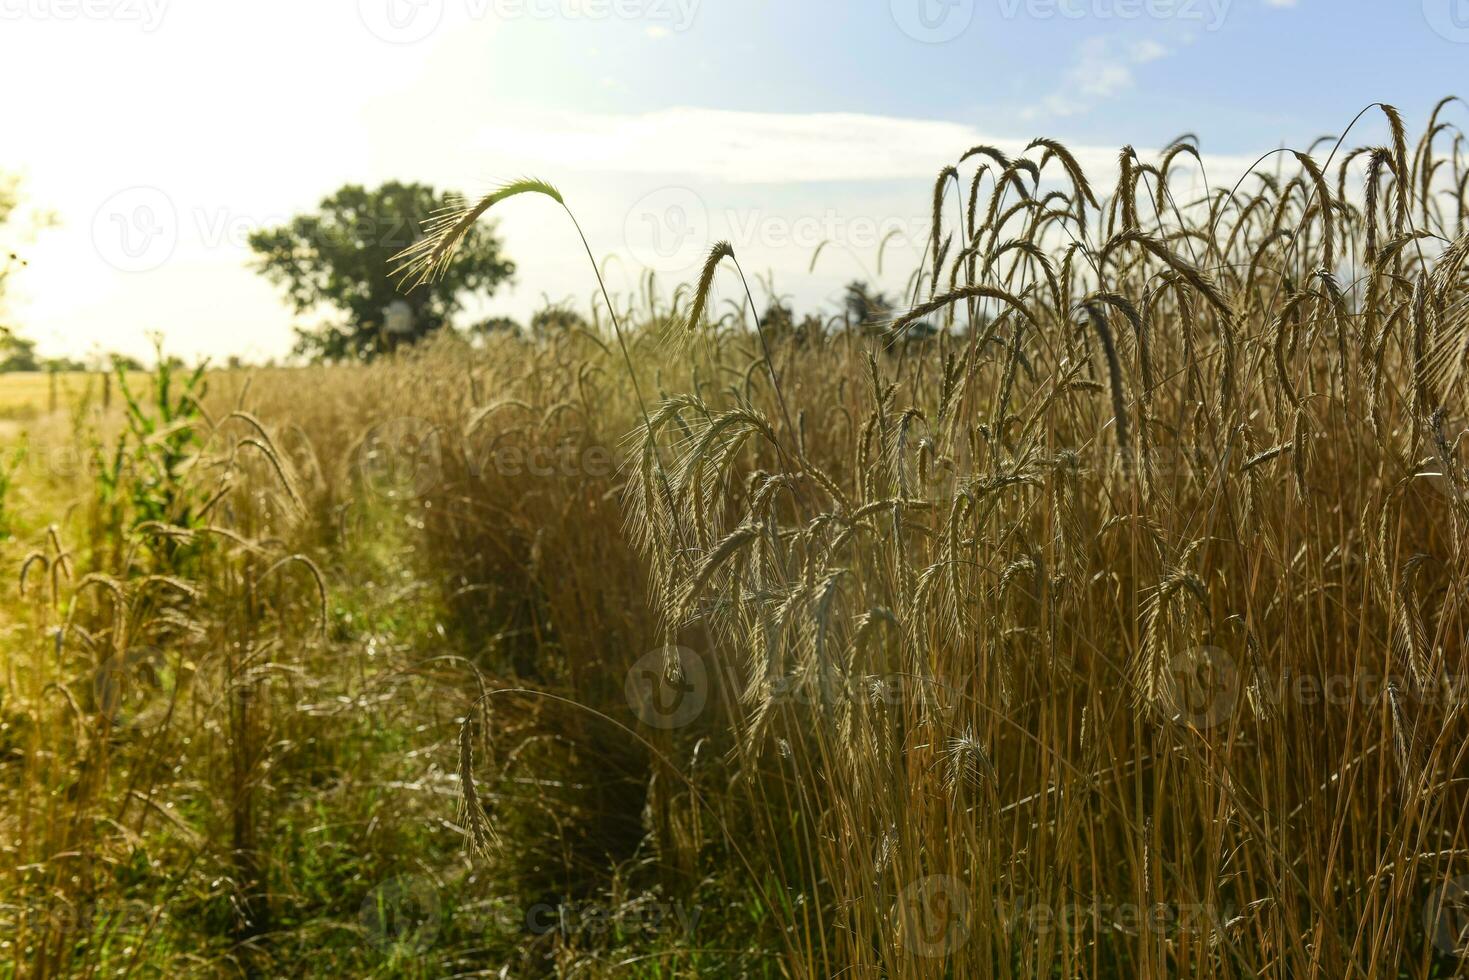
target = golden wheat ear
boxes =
[683,241,734,337]
[391,178,564,290]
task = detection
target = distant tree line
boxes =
[247,181,944,364]
[4,174,938,372]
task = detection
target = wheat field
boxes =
[3,100,1469,977]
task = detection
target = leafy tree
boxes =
[841,279,940,341]
[528,305,588,340]
[0,329,38,372]
[469,315,522,340]
[247,182,515,361]
[762,301,823,346]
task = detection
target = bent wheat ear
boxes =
[1379,104,1410,234]
[1080,301,1130,458]
[458,711,498,856]
[1027,137,1101,228]
[876,227,903,277]
[887,285,1038,340]
[392,178,564,288]
[808,239,829,274]
[686,241,735,337]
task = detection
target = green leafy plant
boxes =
[88,341,209,572]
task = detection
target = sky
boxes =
[0,0,1465,363]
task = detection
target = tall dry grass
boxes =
[416,99,1469,977]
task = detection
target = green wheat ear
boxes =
[391,178,564,289]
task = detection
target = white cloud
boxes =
[473,107,990,182]
[1130,40,1170,63]
[1024,35,1177,119]
[1264,0,1298,7]
[469,106,1254,183]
